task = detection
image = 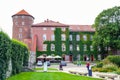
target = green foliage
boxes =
[11,39,29,75]
[0,31,11,80]
[106,55,120,67]
[96,62,103,68]
[116,68,120,74]
[103,63,118,72]
[93,6,120,54]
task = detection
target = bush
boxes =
[102,63,118,72]
[0,31,11,80]
[116,68,120,75]
[96,62,103,68]
[107,56,120,67]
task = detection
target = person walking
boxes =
[86,61,90,70]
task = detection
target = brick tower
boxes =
[12,9,34,42]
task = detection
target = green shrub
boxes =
[107,56,120,67]
[96,62,103,68]
[116,68,120,75]
[102,63,118,72]
[0,31,11,80]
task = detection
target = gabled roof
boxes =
[32,19,69,27]
[12,9,34,19]
[69,25,95,32]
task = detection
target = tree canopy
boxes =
[93,6,120,54]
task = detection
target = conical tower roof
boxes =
[12,9,34,19]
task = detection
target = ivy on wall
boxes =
[70,31,97,60]
[36,28,69,56]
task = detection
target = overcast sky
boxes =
[0,0,120,38]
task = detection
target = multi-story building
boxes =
[12,9,98,62]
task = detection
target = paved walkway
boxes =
[37,62,120,80]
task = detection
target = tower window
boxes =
[22,22,25,25]
[22,16,25,19]
[19,28,22,32]
[18,34,22,39]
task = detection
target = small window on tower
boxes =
[22,22,25,26]
[22,16,24,19]
[19,28,22,32]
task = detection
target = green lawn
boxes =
[35,68,58,71]
[7,72,102,80]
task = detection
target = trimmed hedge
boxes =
[0,31,11,80]
[11,39,29,75]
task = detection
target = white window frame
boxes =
[43,34,47,41]
[76,34,80,41]
[51,44,55,51]
[22,22,25,25]
[62,43,66,51]
[70,45,73,51]
[69,35,72,41]
[90,45,93,51]
[77,45,80,51]
[61,34,66,41]
[18,34,22,39]
[62,28,66,31]
[43,27,47,30]
[51,35,55,41]
[51,27,55,30]
[83,35,87,41]
[19,28,22,32]
[84,44,87,51]
[43,44,47,51]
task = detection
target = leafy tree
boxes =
[93,6,120,55]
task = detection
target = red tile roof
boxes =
[69,25,95,32]
[32,19,69,27]
[12,9,34,19]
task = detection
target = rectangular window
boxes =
[18,34,22,39]
[62,43,66,51]
[69,35,72,41]
[61,34,66,41]
[90,35,93,41]
[43,44,47,51]
[83,35,87,41]
[43,27,47,30]
[76,35,80,41]
[19,28,22,32]
[62,28,66,31]
[70,45,73,51]
[43,34,47,41]
[22,22,25,25]
[51,27,55,30]
[51,35,55,41]
[84,44,87,51]
[90,45,93,51]
[77,45,80,51]
[51,44,55,51]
